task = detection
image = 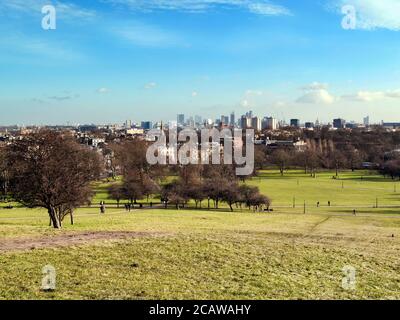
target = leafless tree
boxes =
[6,130,102,228]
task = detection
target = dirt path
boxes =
[0,231,168,253]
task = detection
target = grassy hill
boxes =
[0,170,399,300]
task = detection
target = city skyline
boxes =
[1,0,400,125]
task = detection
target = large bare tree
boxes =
[6,130,101,228]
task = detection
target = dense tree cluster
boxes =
[158,165,270,212]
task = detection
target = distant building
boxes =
[221,115,229,125]
[251,117,261,131]
[345,122,358,129]
[240,116,251,129]
[363,116,370,127]
[194,115,202,125]
[305,122,314,129]
[78,125,98,133]
[333,118,346,129]
[230,112,235,127]
[141,121,153,130]
[177,114,185,126]
[382,122,400,130]
[262,117,278,130]
[290,119,300,128]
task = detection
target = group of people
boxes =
[316,201,331,207]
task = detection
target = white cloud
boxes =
[241,99,249,107]
[97,87,110,94]
[240,89,264,108]
[245,89,263,96]
[342,89,400,102]
[114,23,181,47]
[297,82,335,104]
[331,0,400,31]
[192,91,198,97]
[145,82,157,89]
[105,0,291,16]
[0,0,96,20]
[297,89,335,104]
[300,82,329,90]
[386,90,400,98]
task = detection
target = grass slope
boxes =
[0,170,399,300]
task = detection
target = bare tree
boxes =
[6,130,101,228]
[108,184,124,208]
[270,149,292,176]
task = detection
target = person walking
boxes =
[100,201,106,214]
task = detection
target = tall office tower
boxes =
[262,117,278,130]
[363,116,370,126]
[245,111,253,118]
[290,119,300,128]
[177,114,185,126]
[230,112,235,127]
[251,117,261,131]
[221,115,229,125]
[333,118,346,129]
[240,115,251,129]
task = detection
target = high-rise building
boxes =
[251,117,261,131]
[333,118,346,129]
[230,112,235,127]
[245,111,253,118]
[262,117,278,130]
[363,116,370,127]
[240,116,251,129]
[290,119,300,128]
[177,114,185,126]
[221,115,229,125]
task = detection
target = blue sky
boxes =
[0,0,399,125]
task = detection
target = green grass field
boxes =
[0,170,400,300]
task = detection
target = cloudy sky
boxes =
[0,0,399,125]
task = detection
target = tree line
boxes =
[257,127,400,178]
[0,130,270,229]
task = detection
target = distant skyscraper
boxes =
[240,115,251,129]
[262,117,278,130]
[230,112,235,127]
[363,116,370,126]
[251,117,261,131]
[177,114,185,126]
[290,119,300,128]
[246,111,253,118]
[221,115,229,125]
